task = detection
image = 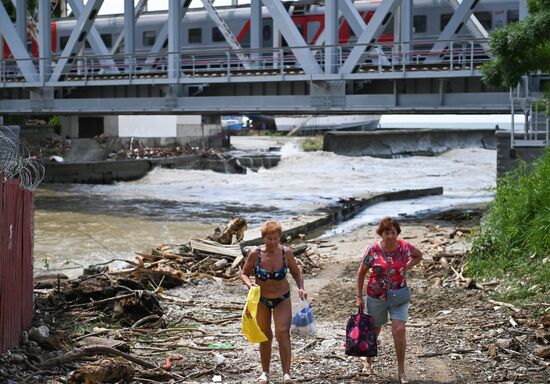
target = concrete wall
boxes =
[59,116,79,138]
[104,116,119,136]
[59,115,224,148]
[323,129,496,157]
[495,130,546,177]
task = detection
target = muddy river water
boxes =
[34,138,496,276]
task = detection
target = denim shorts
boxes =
[365,295,409,327]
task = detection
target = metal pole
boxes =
[124,0,135,74]
[250,0,261,68]
[324,0,338,74]
[168,0,181,94]
[16,0,27,44]
[38,0,51,83]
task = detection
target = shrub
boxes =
[466,148,550,302]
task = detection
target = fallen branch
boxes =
[488,299,521,313]
[69,292,136,309]
[132,314,162,329]
[38,345,156,369]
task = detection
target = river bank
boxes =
[4,210,549,384]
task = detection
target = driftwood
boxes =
[38,345,157,369]
[207,217,247,244]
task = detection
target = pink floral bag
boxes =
[344,310,378,357]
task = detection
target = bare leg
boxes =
[392,320,408,380]
[256,302,273,374]
[273,298,292,375]
[364,326,382,371]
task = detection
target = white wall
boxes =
[118,115,177,137]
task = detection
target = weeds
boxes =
[301,135,323,151]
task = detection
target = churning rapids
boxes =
[34,138,495,276]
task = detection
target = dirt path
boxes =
[5,217,548,384]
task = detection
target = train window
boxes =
[507,10,519,24]
[474,12,492,30]
[413,15,427,33]
[212,27,224,42]
[101,34,112,48]
[307,21,320,44]
[440,13,452,31]
[60,36,69,50]
[189,28,202,44]
[143,31,156,46]
[263,25,272,41]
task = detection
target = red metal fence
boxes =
[0,175,34,353]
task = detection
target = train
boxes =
[4,0,520,61]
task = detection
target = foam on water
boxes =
[35,139,496,273]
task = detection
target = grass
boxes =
[466,147,550,304]
[301,135,324,151]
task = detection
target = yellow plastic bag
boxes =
[242,286,268,343]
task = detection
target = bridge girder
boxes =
[0,0,517,114]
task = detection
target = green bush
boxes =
[466,148,550,302]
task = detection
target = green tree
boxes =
[1,0,57,20]
[481,0,550,91]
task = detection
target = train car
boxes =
[4,0,519,63]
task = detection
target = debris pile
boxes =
[36,138,69,158]
[110,145,195,160]
[129,237,323,288]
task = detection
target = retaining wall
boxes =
[323,129,496,157]
[0,177,34,353]
[495,131,547,177]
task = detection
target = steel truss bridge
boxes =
[0,0,527,115]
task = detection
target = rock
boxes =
[534,345,550,359]
[19,331,29,345]
[28,325,50,343]
[9,354,26,364]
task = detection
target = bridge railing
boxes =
[0,38,491,86]
[511,97,549,148]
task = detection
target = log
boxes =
[39,345,156,369]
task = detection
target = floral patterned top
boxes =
[362,239,414,300]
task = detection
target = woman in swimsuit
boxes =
[241,220,307,384]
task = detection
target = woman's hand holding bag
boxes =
[241,286,268,343]
[291,300,317,336]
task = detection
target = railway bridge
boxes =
[0,0,547,150]
[0,0,532,115]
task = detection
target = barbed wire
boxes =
[0,126,45,191]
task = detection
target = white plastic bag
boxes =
[291,300,317,336]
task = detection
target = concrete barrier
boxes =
[241,187,444,246]
[495,131,547,177]
[323,129,496,157]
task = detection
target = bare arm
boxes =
[240,249,259,289]
[356,261,369,311]
[407,246,423,270]
[286,248,307,300]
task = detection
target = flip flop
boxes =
[362,363,373,376]
[282,373,295,384]
[257,372,269,384]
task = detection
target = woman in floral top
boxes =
[356,217,422,384]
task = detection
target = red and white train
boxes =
[4,0,519,58]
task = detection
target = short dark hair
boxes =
[376,216,401,236]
